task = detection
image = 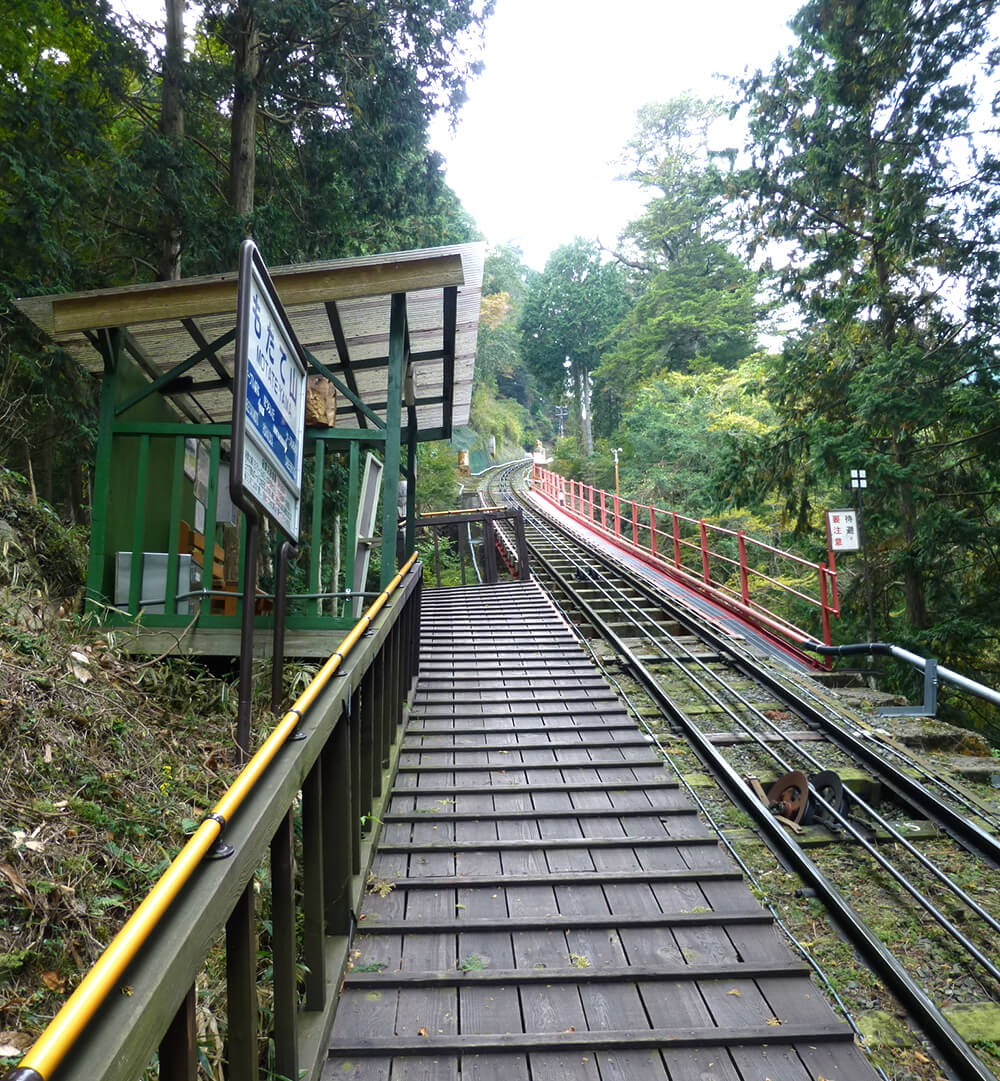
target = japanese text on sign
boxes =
[246,275,305,487]
[233,240,308,539]
[826,509,860,552]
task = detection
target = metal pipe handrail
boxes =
[804,640,1000,709]
[8,551,420,1081]
[532,463,836,652]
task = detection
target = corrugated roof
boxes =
[16,242,485,437]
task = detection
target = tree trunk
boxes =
[157,0,185,281]
[581,364,594,458]
[893,435,927,630]
[229,0,260,218]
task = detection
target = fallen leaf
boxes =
[766,1016,782,1026]
[0,1032,33,1057]
[417,1027,427,1037]
[564,1026,575,1032]
[727,989,742,996]
[0,863,32,904]
[67,651,92,684]
[41,971,65,993]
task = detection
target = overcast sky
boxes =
[430,0,803,269]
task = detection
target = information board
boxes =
[826,508,860,552]
[232,240,308,539]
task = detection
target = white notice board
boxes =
[233,240,308,539]
[826,509,860,552]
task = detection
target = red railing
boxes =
[532,465,837,656]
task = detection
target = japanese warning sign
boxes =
[232,239,308,539]
[826,509,860,552]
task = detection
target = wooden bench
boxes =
[178,521,273,617]
[179,521,237,616]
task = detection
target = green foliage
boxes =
[415,441,458,514]
[591,95,764,435]
[720,0,1000,727]
[467,246,550,459]
[612,361,775,516]
[519,238,629,456]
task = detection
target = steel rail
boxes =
[520,531,997,1081]
[520,526,893,1081]
[542,525,1000,963]
[482,463,1000,1081]
[7,552,420,1081]
[518,476,1000,869]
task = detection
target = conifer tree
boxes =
[729,0,1000,641]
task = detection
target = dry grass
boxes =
[0,467,251,1071]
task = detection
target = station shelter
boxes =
[15,243,484,655]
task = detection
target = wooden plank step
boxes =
[344,958,810,987]
[399,737,654,752]
[361,869,742,889]
[395,759,664,773]
[377,835,714,853]
[331,1022,854,1055]
[356,910,773,935]
[389,779,678,795]
[405,722,640,735]
[381,805,693,823]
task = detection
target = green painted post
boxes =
[343,441,360,620]
[322,718,352,935]
[203,437,221,593]
[405,430,417,556]
[309,439,326,606]
[359,664,376,828]
[127,435,150,613]
[85,330,121,614]
[164,436,185,618]
[270,810,298,1081]
[301,757,326,1010]
[348,692,362,875]
[224,885,257,1081]
[379,293,406,589]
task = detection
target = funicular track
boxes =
[328,580,878,1080]
[483,462,1000,1081]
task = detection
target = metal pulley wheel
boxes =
[803,769,846,826]
[765,770,810,824]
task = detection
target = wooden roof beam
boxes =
[324,300,367,428]
[442,285,458,438]
[22,253,464,335]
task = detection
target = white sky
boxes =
[430,0,802,269]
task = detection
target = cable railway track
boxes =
[486,461,1000,1081]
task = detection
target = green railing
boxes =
[6,556,421,1081]
[90,423,380,634]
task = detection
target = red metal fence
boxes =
[532,465,838,656]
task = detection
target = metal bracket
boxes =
[877,657,938,718]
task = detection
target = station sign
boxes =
[231,239,308,539]
[826,508,860,552]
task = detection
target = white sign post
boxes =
[232,239,308,540]
[825,509,861,553]
[230,239,309,759]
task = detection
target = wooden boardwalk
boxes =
[327,581,876,1080]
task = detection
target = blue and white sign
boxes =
[233,241,308,539]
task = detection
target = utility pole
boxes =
[850,468,875,644]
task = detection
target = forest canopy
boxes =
[3,0,1000,716]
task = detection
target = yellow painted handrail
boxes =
[14,551,420,1081]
